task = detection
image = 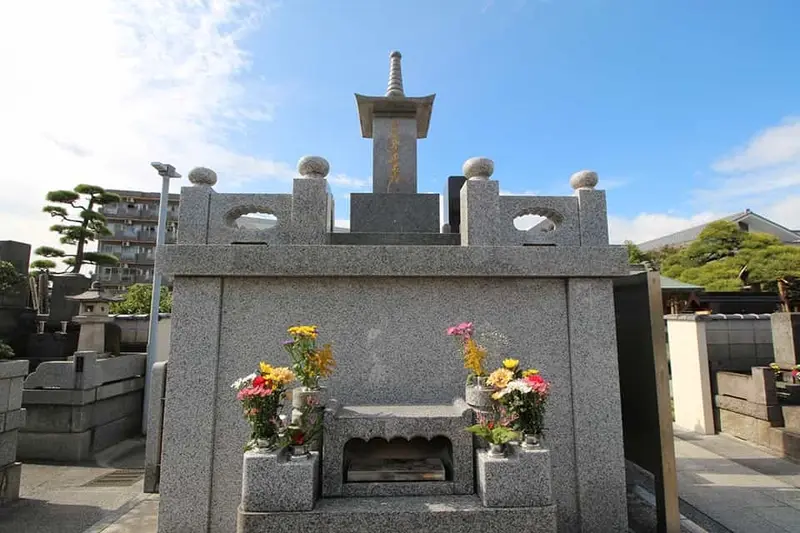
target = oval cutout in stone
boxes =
[513,214,555,233]
[233,211,278,231]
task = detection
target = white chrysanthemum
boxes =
[494,379,533,399]
[231,373,256,390]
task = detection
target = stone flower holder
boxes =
[476,444,553,508]
[291,386,325,451]
[465,377,494,413]
[240,448,319,513]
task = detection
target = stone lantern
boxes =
[66,281,123,353]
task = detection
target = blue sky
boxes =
[3,0,800,252]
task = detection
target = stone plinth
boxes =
[240,450,318,513]
[350,193,439,233]
[236,495,557,533]
[0,359,27,505]
[772,313,800,367]
[476,446,553,508]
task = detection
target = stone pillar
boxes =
[460,157,500,246]
[372,117,418,193]
[177,168,218,245]
[571,170,609,246]
[666,315,715,434]
[567,278,628,532]
[291,156,332,245]
[772,312,800,367]
[157,277,223,532]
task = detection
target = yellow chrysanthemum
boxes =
[259,362,273,375]
[268,366,296,386]
[309,344,336,378]
[491,391,503,400]
[463,338,487,377]
[522,368,539,377]
[288,325,318,339]
[487,368,513,389]
[502,358,519,370]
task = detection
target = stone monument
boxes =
[65,281,122,354]
[156,51,629,533]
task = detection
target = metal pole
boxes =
[143,163,179,434]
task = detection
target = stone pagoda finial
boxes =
[386,51,404,98]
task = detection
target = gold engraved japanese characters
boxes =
[387,119,400,191]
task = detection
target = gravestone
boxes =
[156,51,629,533]
[772,312,800,367]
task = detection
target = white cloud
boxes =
[713,118,800,173]
[0,0,287,270]
[611,117,800,244]
[328,174,369,189]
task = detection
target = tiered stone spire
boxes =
[386,51,404,98]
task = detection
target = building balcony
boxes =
[101,206,179,221]
[97,272,154,285]
[117,252,155,265]
[104,230,176,244]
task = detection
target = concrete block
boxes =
[705,329,729,345]
[718,409,773,447]
[768,428,800,460]
[0,360,28,380]
[567,278,628,531]
[7,377,22,411]
[772,312,800,367]
[751,367,777,406]
[158,277,222,533]
[93,412,142,453]
[350,193,439,233]
[476,446,552,508]
[92,390,142,427]
[4,409,25,432]
[729,329,756,344]
[0,430,18,466]
[23,359,78,390]
[176,185,212,245]
[755,328,774,344]
[715,372,751,400]
[0,462,22,504]
[23,388,96,406]
[714,395,782,423]
[782,406,800,430]
[95,354,145,387]
[237,495,557,533]
[22,403,93,433]
[17,429,92,462]
[291,178,332,244]
[576,189,609,245]
[241,450,319,512]
[158,243,630,279]
[460,180,500,245]
[330,232,459,246]
[96,376,145,401]
[145,361,167,493]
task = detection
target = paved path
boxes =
[675,430,800,533]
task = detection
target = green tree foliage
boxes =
[110,283,173,314]
[625,241,651,264]
[31,185,121,273]
[0,261,23,359]
[657,221,800,292]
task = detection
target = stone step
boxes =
[330,232,459,246]
[767,427,800,461]
[237,495,557,533]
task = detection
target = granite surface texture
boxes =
[330,232,459,246]
[157,244,629,278]
[0,360,28,380]
[241,450,319,512]
[371,116,419,193]
[291,178,332,245]
[350,193,439,233]
[772,312,800,366]
[567,278,628,532]
[576,189,610,245]
[322,403,473,497]
[177,275,581,533]
[207,192,293,245]
[499,196,580,246]
[236,495,557,533]
[341,481,456,497]
[0,430,18,466]
[175,185,211,245]
[476,446,553,508]
[157,277,222,533]
[0,461,21,504]
[460,179,500,245]
[145,361,167,493]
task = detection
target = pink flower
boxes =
[523,374,550,396]
[446,322,474,338]
[237,386,273,400]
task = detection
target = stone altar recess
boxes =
[156,51,629,533]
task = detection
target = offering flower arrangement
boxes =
[447,322,488,385]
[284,325,336,390]
[489,359,551,443]
[466,407,519,450]
[232,361,296,450]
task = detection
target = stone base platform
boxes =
[330,232,459,246]
[237,495,557,533]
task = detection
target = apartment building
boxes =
[96,189,180,292]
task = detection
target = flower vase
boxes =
[465,376,493,411]
[251,438,275,451]
[487,443,506,457]
[291,386,324,450]
[520,433,540,449]
[288,443,310,460]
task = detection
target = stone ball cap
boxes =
[297,155,330,178]
[462,157,494,180]
[188,167,217,186]
[390,50,402,58]
[569,170,598,190]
